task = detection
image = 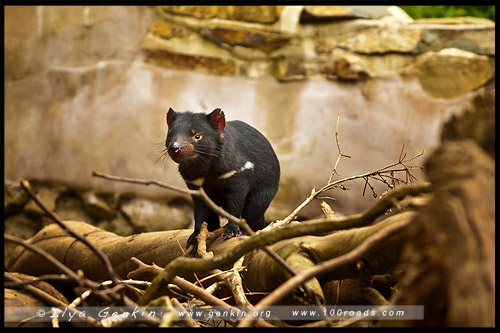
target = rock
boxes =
[200,26,290,54]
[413,16,495,27]
[4,214,42,267]
[82,191,115,220]
[168,198,194,229]
[300,6,412,25]
[415,26,495,56]
[143,49,237,76]
[302,6,393,20]
[23,188,58,216]
[98,212,136,236]
[4,214,41,240]
[54,191,96,224]
[273,61,308,82]
[337,27,422,54]
[385,6,414,24]
[302,6,357,19]
[120,197,192,233]
[159,6,283,24]
[4,180,29,214]
[149,19,192,40]
[410,48,494,99]
[328,49,415,79]
[324,56,369,81]
[141,18,241,74]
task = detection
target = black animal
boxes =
[165,107,280,256]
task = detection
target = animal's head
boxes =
[165,108,225,164]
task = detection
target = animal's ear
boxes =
[208,108,226,134]
[166,107,175,127]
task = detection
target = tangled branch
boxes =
[274,114,424,226]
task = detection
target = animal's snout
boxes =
[172,142,182,153]
[167,138,195,163]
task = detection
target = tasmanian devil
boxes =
[165,107,280,256]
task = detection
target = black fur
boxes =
[165,108,280,256]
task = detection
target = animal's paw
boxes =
[222,228,243,240]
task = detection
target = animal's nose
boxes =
[172,142,181,153]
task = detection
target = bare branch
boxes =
[328,111,352,184]
[277,147,424,225]
[4,274,70,288]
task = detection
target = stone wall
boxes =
[4,6,495,226]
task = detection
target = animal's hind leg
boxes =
[240,190,274,233]
[205,210,220,231]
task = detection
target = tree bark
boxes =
[383,140,495,327]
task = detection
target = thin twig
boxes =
[4,274,70,288]
[277,149,424,225]
[69,289,93,308]
[328,111,351,184]
[92,171,197,196]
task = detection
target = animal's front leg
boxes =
[187,196,214,257]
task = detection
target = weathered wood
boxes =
[385,140,495,327]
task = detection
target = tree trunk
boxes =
[383,140,495,327]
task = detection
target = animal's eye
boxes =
[193,133,203,142]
